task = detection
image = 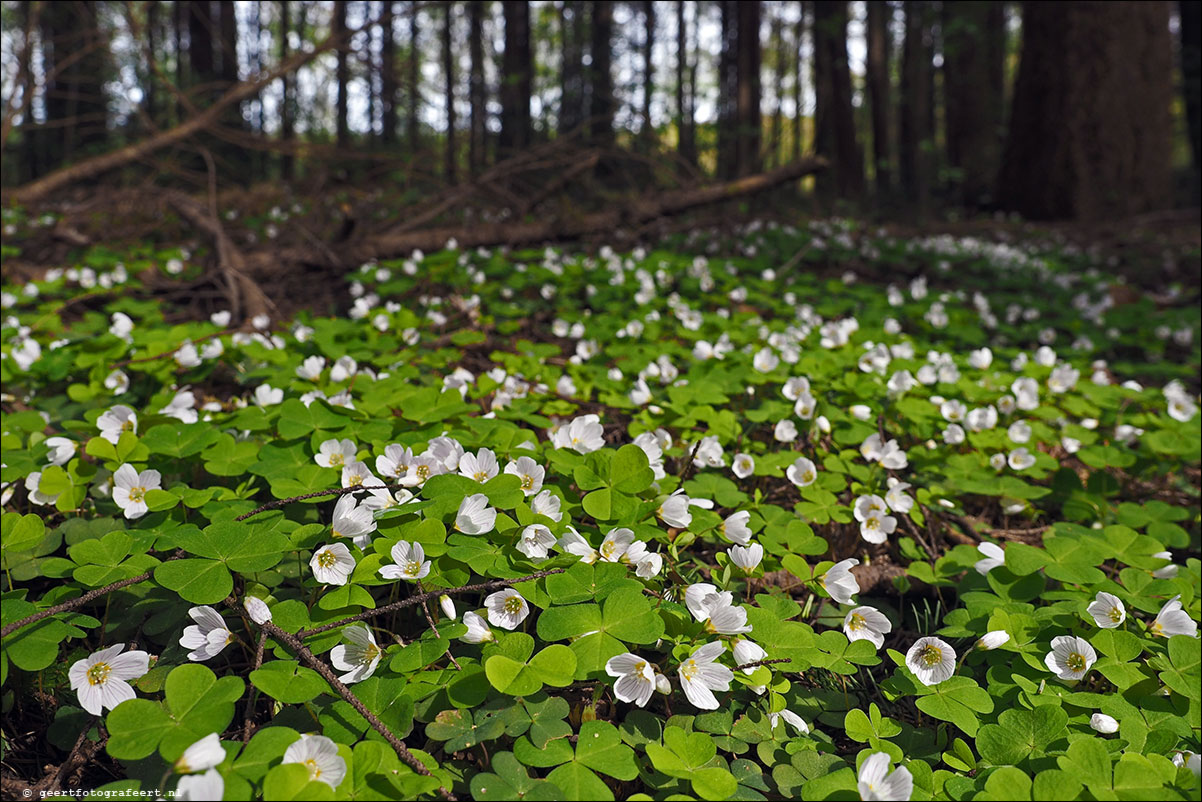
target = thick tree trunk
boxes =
[866,0,891,198]
[943,1,1003,209]
[39,0,109,164]
[900,0,933,214]
[734,1,761,178]
[1180,0,1201,203]
[189,1,217,101]
[499,1,532,153]
[770,8,784,169]
[334,0,350,147]
[589,1,615,146]
[468,0,486,173]
[675,0,696,166]
[793,2,803,163]
[997,1,1173,220]
[559,1,585,136]
[443,1,456,182]
[813,0,863,200]
[381,1,397,145]
[716,1,737,178]
[407,1,420,154]
[279,0,295,179]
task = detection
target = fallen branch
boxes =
[248,157,828,271]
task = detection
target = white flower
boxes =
[732,453,755,479]
[551,414,606,453]
[104,369,130,395]
[112,463,162,520]
[1171,751,1201,777]
[1008,448,1036,470]
[597,527,636,562]
[860,433,907,469]
[850,404,873,421]
[459,447,500,483]
[340,460,377,489]
[1044,634,1100,684]
[23,471,58,506]
[176,769,223,801]
[632,550,663,579]
[175,733,225,773]
[175,340,201,368]
[98,404,138,445]
[732,639,767,674]
[974,542,1005,574]
[966,406,998,432]
[753,348,780,373]
[504,456,545,496]
[1090,713,1119,734]
[485,589,530,630]
[1151,595,1198,638]
[530,489,563,522]
[310,543,355,585]
[968,347,992,370]
[379,540,430,582]
[943,423,966,445]
[330,356,358,382]
[68,644,150,716]
[884,481,914,514]
[296,355,326,380]
[977,631,1010,650]
[678,641,734,710]
[794,391,817,419]
[605,653,658,707]
[455,493,497,534]
[244,596,272,624]
[860,510,897,544]
[109,312,135,339]
[774,419,798,442]
[786,456,817,487]
[844,606,891,649]
[558,528,598,563]
[683,586,752,635]
[823,559,860,604]
[728,543,763,573]
[1086,592,1126,629]
[460,610,494,643]
[782,377,810,401]
[1007,421,1032,444]
[316,438,357,468]
[516,524,557,560]
[439,595,456,619]
[857,751,913,801]
[721,510,752,545]
[1168,396,1198,422]
[179,606,234,662]
[658,493,693,528]
[253,384,283,407]
[43,436,76,466]
[1152,551,1179,580]
[906,637,956,686]
[330,625,383,683]
[770,709,810,735]
[282,734,346,789]
[331,495,376,548]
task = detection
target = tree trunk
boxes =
[468,0,486,173]
[676,0,696,166]
[813,0,862,200]
[39,0,109,164]
[943,1,1003,209]
[334,0,350,147]
[1180,0,1201,203]
[997,1,1173,219]
[900,0,933,214]
[560,1,585,136]
[735,1,761,178]
[793,1,803,162]
[866,0,891,197]
[381,1,397,145]
[589,1,614,146]
[443,0,457,182]
[499,1,532,154]
[408,1,420,154]
[769,7,784,169]
[280,0,295,179]
[189,1,217,101]
[173,0,186,116]
[717,1,737,178]
[366,1,377,141]
[641,1,655,142]
[145,1,160,127]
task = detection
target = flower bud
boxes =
[439,594,457,620]
[977,631,1009,650]
[654,673,671,695]
[244,596,272,625]
[1089,713,1119,734]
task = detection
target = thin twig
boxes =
[733,658,791,671]
[297,569,565,638]
[234,484,407,521]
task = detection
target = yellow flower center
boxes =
[304,758,322,779]
[330,454,345,466]
[473,470,489,482]
[848,614,865,631]
[921,645,943,666]
[317,551,336,568]
[128,486,145,503]
[86,662,112,686]
[405,560,423,576]
[122,420,134,433]
[348,475,363,487]
[520,475,532,489]
[504,597,523,614]
[1108,607,1122,623]
[1067,653,1086,671]
[681,659,698,681]
[416,465,430,481]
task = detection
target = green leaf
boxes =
[250,660,330,704]
[153,558,232,604]
[105,699,173,760]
